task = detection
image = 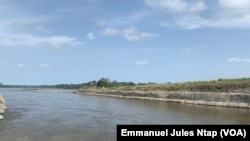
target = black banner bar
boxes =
[117,125,250,141]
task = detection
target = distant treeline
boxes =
[82,78,154,89]
[0,78,155,89]
[0,84,86,89]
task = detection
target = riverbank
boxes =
[0,95,7,120]
[76,89,250,109]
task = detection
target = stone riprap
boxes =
[0,95,7,120]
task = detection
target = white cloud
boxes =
[176,15,210,29]
[228,57,250,63]
[16,64,24,68]
[200,0,250,29]
[0,32,78,48]
[0,3,80,48]
[219,0,250,9]
[141,32,158,38]
[176,14,250,29]
[145,0,250,29]
[103,27,120,35]
[135,60,149,65]
[145,0,207,13]
[123,27,158,41]
[87,32,96,40]
[48,36,77,47]
[0,9,54,33]
[102,26,158,41]
[39,64,53,68]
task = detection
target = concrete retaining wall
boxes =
[78,89,250,108]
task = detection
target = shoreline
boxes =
[76,89,250,109]
[23,88,75,93]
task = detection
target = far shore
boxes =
[76,89,250,109]
[23,88,75,93]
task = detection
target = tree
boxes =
[111,80,118,87]
[128,82,136,86]
[97,78,110,88]
[87,80,97,87]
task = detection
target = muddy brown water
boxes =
[0,88,250,141]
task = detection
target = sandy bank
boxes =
[0,95,7,120]
[77,89,250,108]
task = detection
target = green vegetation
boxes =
[81,77,250,93]
[84,78,137,88]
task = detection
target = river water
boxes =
[0,88,250,141]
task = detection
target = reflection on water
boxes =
[0,88,250,141]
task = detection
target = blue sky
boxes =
[0,0,250,85]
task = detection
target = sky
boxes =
[0,0,250,85]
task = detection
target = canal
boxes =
[0,88,250,141]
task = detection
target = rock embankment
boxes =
[77,89,250,108]
[0,95,7,120]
